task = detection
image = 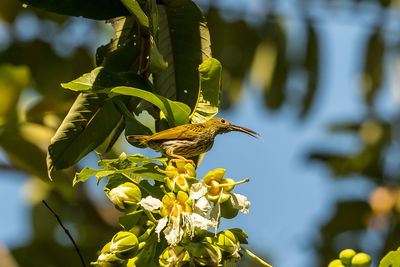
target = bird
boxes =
[126,118,260,165]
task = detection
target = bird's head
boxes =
[205,118,261,138]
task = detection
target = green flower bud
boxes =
[189,242,222,266]
[328,259,345,267]
[106,182,141,210]
[351,253,371,267]
[110,231,139,259]
[339,249,356,266]
[215,230,239,254]
[159,246,190,267]
[92,242,127,266]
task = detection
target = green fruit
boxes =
[339,249,356,265]
[328,259,345,267]
[352,253,371,267]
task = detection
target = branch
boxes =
[42,200,86,267]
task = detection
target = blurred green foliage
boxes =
[1,0,400,266]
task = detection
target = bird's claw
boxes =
[171,158,196,168]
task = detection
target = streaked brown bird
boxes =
[126,118,260,164]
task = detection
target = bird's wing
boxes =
[147,124,204,141]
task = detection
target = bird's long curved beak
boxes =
[230,124,261,138]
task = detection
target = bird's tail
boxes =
[126,135,149,144]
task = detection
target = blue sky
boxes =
[1,1,399,267]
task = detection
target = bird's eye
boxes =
[221,119,226,123]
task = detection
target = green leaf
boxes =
[96,17,141,71]
[111,86,190,127]
[47,93,122,179]
[379,247,400,267]
[149,0,159,38]
[190,58,222,123]
[19,0,129,20]
[149,38,168,73]
[119,210,143,230]
[154,0,211,110]
[73,167,100,186]
[120,0,149,29]
[61,67,151,92]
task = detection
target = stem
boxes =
[42,200,86,267]
[212,178,250,188]
[241,246,272,267]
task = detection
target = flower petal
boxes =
[138,196,163,211]
[155,217,168,239]
[189,181,208,200]
[164,219,183,246]
[194,196,211,217]
[231,193,251,214]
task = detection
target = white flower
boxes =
[231,193,250,214]
[188,213,213,231]
[209,202,221,232]
[155,217,168,239]
[164,218,184,246]
[193,196,211,217]
[189,181,208,200]
[138,196,163,211]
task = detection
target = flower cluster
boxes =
[74,154,269,266]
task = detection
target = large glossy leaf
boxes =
[18,0,129,20]
[61,67,151,92]
[111,86,191,127]
[47,93,122,179]
[154,0,211,110]
[190,58,222,123]
[96,17,140,72]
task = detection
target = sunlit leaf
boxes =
[154,0,211,110]
[190,58,222,123]
[120,0,149,29]
[111,86,191,127]
[61,67,151,92]
[47,93,122,179]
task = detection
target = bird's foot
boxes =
[171,158,196,168]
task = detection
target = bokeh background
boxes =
[1,0,400,266]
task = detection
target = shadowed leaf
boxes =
[47,93,122,179]
[154,0,211,110]
[19,0,129,20]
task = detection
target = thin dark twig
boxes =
[42,200,86,267]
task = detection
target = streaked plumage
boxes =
[127,118,260,162]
